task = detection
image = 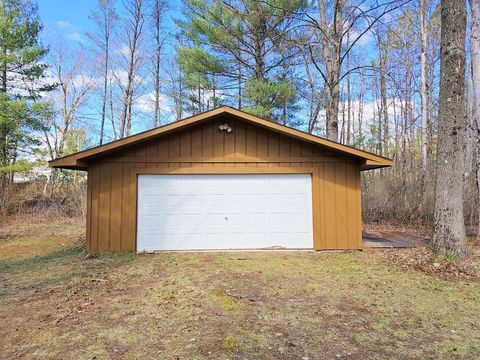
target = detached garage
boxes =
[49,106,392,252]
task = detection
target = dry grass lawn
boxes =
[1,216,479,359]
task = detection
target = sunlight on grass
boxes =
[1,217,479,359]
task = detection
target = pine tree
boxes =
[177,0,305,122]
[0,0,52,188]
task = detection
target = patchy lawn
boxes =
[1,217,479,359]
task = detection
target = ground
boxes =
[1,217,479,359]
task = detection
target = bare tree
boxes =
[149,0,168,128]
[375,28,389,156]
[345,25,352,145]
[314,0,343,141]
[432,0,467,258]
[88,0,117,145]
[44,43,96,159]
[117,0,145,137]
[304,0,410,141]
[419,0,429,171]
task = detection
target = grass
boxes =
[1,216,480,359]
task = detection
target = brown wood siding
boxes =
[86,115,363,252]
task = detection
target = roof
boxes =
[49,106,393,171]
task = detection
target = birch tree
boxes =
[44,43,96,159]
[305,0,410,141]
[88,0,117,145]
[149,0,167,127]
[419,0,429,171]
[375,28,389,156]
[117,0,145,137]
[432,0,467,258]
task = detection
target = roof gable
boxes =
[49,106,393,171]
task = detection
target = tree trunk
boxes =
[376,31,389,156]
[100,39,109,145]
[178,58,183,120]
[317,0,342,142]
[346,34,351,145]
[358,76,365,146]
[466,76,475,175]
[432,0,467,258]
[326,81,339,141]
[109,76,117,139]
[470,0,480,237]
[120,0,144,137]
[152,0,164,128]
[420,0,429,171]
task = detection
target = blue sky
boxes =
[37,0,96,44]
[36,0,185,139]
[34,0,388,141]
[36,0,181,48]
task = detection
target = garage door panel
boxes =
[246,232,269,245]
[184,214,204,226]
[203,213,225,225]
[183,193,203,204]
[144,213,184,226]
[225,214,247,225]
[226,194,246,203]
[137,174,313,251]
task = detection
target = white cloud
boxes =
[112,69,128,85]
[54,21,85,44]
[348,29,374,47]
[56,20,72,29]
[116,45,131,57]
[65,32,85,43]
[136,91,171,114]
[314,98,415,139]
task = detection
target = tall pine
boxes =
[0,0,51,189]
[178,0,304,122]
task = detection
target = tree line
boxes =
[0,0,478,258]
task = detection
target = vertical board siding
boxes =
[334,162,348,249]
[120,164,131,250]
[346,162,360,248]
[109,163,123,251]
[323,162,337,248]
[317,163,327,249]
[86,170,92,251]
[98,163,111,251]
[86,116,363,251]
[89,165,100,251]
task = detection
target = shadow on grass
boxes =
[0,244,85,274]
[0,244,138,299]
[0,245,138,274]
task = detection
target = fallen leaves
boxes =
[381,246,480,281]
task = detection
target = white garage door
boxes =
[136,174,313,251]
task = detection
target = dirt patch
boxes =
[1,217,480,359]
[363,221,430,248]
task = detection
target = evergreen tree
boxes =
[0,0,52,187]
[178,0,305,122]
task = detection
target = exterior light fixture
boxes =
[218,124,232,133]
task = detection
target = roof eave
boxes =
[48,158,88,170]
[360,159,394,171]
[48,106,394,171]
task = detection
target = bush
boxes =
[0,173,87,221]
[362,163,478,230]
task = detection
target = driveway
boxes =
[363,229,429,248]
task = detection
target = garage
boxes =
[49,106,393,252]
[137,174,313,251]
